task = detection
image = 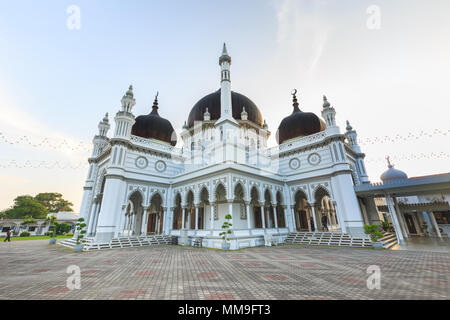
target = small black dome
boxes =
[131,97,177,146]
[276,94,326,144]
[187,89,263,128]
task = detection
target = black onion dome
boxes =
[187,89,263,128]
[131,95,177,146]
[276,92,326,144]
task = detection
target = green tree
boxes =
[3,196,49,219]
[34,193,73,213]
[54,222,71,235]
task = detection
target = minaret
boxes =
[345,120,369,183]
[321,95,336,127]
[79,113,110,225]
[114,85,136,140]
[216,43,238,126]
[92,113,110,157]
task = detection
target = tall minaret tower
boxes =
[92,113,110,157]
[216,43,238,126]
[114,85,136,140]
[345,120,370,183]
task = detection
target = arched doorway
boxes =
[198,187,209,230]
[186,190,195,229]
[123,191,144,236]
[172,193,182,230]
[234,184,246,228]
[251,187,262,228]
[148,193,163,234]
[294,190,311,231]
[276,191,286,228]
[264,189,274,228]
[314,187,338,231]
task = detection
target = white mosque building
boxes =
[76,44,380,250]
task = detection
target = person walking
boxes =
[321,215,329,231]
[4,229,13,242]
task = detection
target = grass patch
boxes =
[1,235,73,241]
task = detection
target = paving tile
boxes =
[0,240,449,299]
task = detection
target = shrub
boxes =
[20,231,31,237]
[54,222,71,235]
[65,233,74,237]
[219,214,233,243]
[364,224,383,242]
[75,218,87,245]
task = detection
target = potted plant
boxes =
[219,214,232,250]
[74,217,87,252]
[46,214,57,244]
[364,224,384,249]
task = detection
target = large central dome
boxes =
[187,89,263,128]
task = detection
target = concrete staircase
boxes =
[379,232,398,249]
[284,232,372,248]
[58,235,171,251]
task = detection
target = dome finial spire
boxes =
[151,91,159,114]
[386,156,393,168]
[222,42,228,55]
[291,89,300,112]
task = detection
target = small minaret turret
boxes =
[216,43,238,126]
[204,108,211,121]
[345,120,369,183]
[114,85,136,140]
[241,107,248,121]
[92,113,110,157]
[321,95,336,127]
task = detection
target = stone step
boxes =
[284,232,372,248]
[58,235,171,251]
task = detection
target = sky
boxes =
[0,0,449,212]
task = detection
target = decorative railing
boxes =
[130,135,183,157]
[266,131,328,156]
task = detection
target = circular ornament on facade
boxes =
[308,153,321,166]
[135,156,148,169]
[289,158,301,170]
[155,160,167,172]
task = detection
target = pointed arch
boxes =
[233,181,246,200]
[234,183,245,202]
[313,185,331,204]
[214,183,227,203]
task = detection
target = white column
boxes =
[290,205,296,232]
[386,195,404,243]
[310,205,318,233]
[282,206,288,229]
[195,206,199,231]
[187,208,191,230]
[273,205,279,229]
[87,202,98,235]
[228,200,233,229]
[246,202,251,229]
[162,208,167,235]
[141,208,148,235]
[210,203,215,229]
[261,204,266,229]
[429,211,442,239]
[332,201,344,233]
[394,198,409,239]
[181,207,186,229]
